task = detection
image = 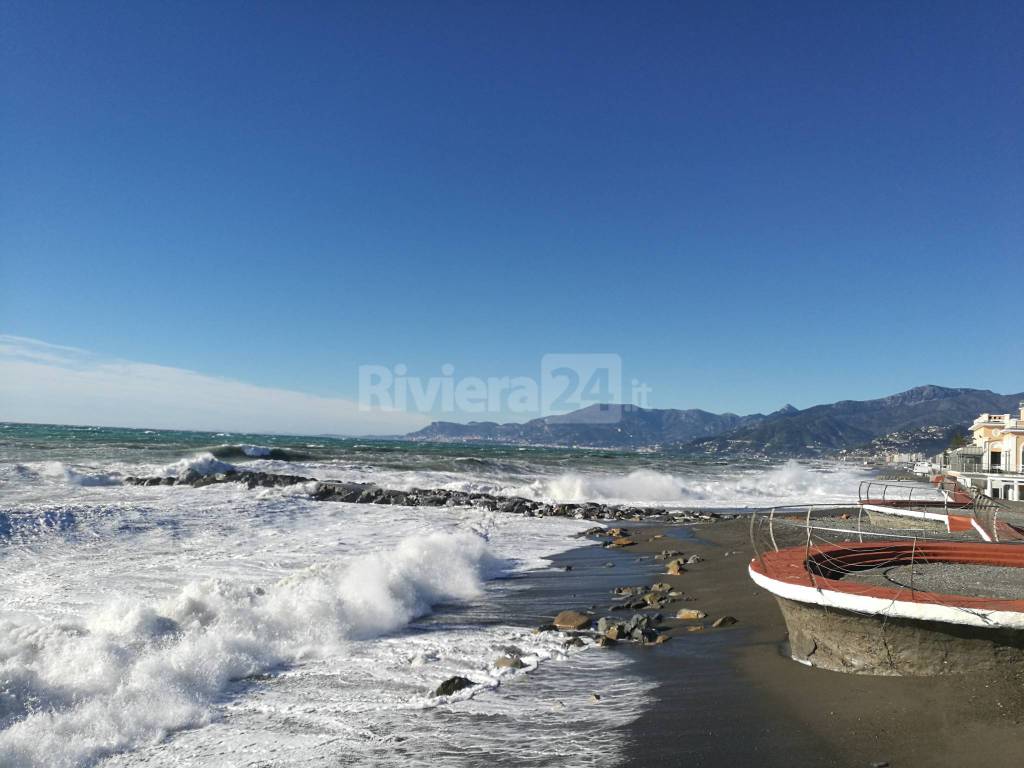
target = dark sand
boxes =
[548,519,1024,768]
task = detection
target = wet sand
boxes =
[547,518,1024,767]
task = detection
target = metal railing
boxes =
[942,446,1023,476]
[855,479,1018,542]
[751,504,942,578]
[857,480,959,509]
[747,504,1024,639]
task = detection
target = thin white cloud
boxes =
[0,335,428,436]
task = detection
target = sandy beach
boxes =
[549,519,1024,767]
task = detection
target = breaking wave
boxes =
[38,462,122,487]
[160,452,237,477]
[0,531,493,767]
[208,444,312,462]
[512,461,868,507]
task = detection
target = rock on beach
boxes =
[553,610,592,630]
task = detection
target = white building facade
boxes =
[944,403,1024,501]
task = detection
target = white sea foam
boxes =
[282,457,868,509]
[2,440,856,767]
[506,461,869,507]
[0,531,493,767]
[0,460,620,767]
[38,461,122,487]
[161,452,236,477]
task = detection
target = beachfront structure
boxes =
[749,537,1024,675]
[942,403,1024,501]
[748,507,1024,675]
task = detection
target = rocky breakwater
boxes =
[124,468,733,523]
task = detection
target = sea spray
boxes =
[38,461,123,487]
[0,531,492,767]
[507,460,869,507]
[160,452,237,478]
[0,424,868,767]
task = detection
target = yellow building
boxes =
[971,406,1024,473]
[944,403,1024,500]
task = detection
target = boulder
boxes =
[625,614,652,632]
[675,609,707,620]
[495,655,526,670]
[631,627,658,642]
[434,676,475,697]
[382,490,410,505]
[605,624,626,641]
[608,537,636,548]
[553,610,592,631]
[357,487,385,503]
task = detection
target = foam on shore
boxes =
[0,531,492,767]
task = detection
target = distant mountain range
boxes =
[405,386,1024,457]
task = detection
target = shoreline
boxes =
[567,518,1024,767]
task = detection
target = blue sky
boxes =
[1,1,1021,432]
